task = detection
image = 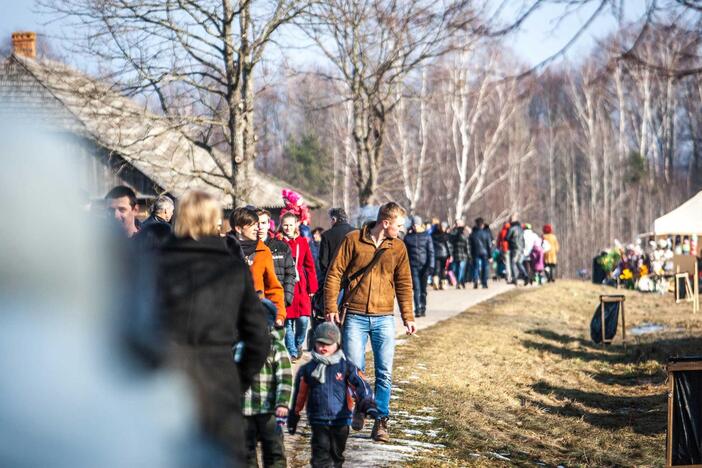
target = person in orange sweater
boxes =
[227,207,286,326]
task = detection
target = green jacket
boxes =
[242,328,293,415]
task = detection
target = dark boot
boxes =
[371,417,390,443]
[351,406,365,431]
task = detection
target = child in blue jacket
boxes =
[288,322,376,467]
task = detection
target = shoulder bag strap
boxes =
[341,247,388,311]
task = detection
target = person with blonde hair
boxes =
[156,190,271,464]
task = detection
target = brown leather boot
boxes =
[371,417,390,442]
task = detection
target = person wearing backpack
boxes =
[324,202,415,443]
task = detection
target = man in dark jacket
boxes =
[318,208,355,279]
[157,234,270,465]
[312,208,356,330]
[140,195,174,230]
[257,209,296,306]
[505,213,528,285]
[404,215,434,317]
[450,220,471,289]
[469,217,493,289]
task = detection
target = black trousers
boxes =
[244,414,286,468]
[410,265,429,314]
[545,263,557,282]
[311,425,349,468]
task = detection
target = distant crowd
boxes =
[103,185,560,467]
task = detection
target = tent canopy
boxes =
[653,191,702,236]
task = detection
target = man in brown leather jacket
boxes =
[324,202,415,443]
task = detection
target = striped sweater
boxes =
[242,328,293,415]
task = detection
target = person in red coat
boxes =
[280,212,318,361]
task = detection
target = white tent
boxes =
[653,191,702,236]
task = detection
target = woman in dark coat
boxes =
[156,191,270,465]
[431,222,452,289]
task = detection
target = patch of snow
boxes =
[488,452,511,461]
[393,388,405,393]
[402,429,423,435]
[629,322,666,335]
[409,375,420,380]
[395,339,407,346]
[418,407,436,413]
[402,415,436,422]
[397,380,411,384]
[391,438,445,449]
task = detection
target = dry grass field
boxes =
[389,280,702,467]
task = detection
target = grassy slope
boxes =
[390,280,702,467]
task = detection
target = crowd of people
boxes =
[403,213,561,317]
[594,236,698,292]
[103,184,561,467]
[104,185,420,467]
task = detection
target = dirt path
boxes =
[284,281,514,467]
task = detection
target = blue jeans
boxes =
[342,314,395,418]
[473,255,489,287]
[284,316,309,358]
[452,260,468,285]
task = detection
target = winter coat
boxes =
[451,228,471,261]
[241,327,293,416]
[469,227,493,258]
[324,223,414,323]
[498,224,510,253]
[156,236,270,461]
[227,234,287,324]
[506,222,525,253]
[431,231,451,259]
[264,237,296,306]
[140,213,171,231]
[543,233,560,265]
[283,235,318,319]
[319,222,355,279]
[531,243,545,272]
[404,230,435,271]
[523,229,541,257]
[291,355,375,426]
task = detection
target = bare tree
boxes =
[301,0,484,206]
[40,0,312,204]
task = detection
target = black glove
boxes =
[288,412,299,435]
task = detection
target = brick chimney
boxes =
[12,32,36,59]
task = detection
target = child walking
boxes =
[288,322,377,468]
[242,304,294,468]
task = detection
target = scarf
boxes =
[310,350,345,384]
[240,239,258,257]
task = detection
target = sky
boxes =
[0,0,645,69]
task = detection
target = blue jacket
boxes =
[469,227,493,258]
[291,355,375,426]
[404,230,435,271]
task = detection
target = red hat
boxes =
[543,224,553,234]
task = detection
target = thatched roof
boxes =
[0,54,325,209]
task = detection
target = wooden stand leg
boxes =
[621,301,626,351]
[600,301,606,347]
[667,374,674,466]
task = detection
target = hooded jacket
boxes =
[324,223,414,324]
[291,355,374,426]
